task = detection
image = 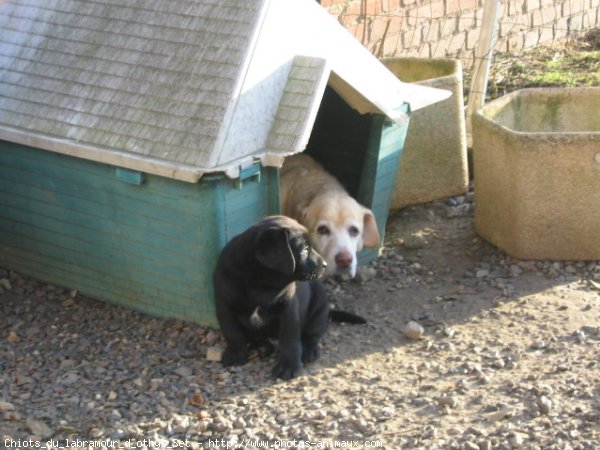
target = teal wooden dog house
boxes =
[0,0,448,325]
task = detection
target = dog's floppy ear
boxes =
[362,209,380,248]
[255,227,296,274]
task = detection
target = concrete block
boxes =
[472,88,600,260]
[383,57,469,209]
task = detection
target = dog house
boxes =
[0,0,449,325]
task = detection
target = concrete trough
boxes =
[383,57,469,209]
[473,87,600,260]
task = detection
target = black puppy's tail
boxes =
[329,309,367,324]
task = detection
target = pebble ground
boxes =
[1,194,599,449]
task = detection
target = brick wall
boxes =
[320,0,600,68]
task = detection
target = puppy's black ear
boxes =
[255,228,296,274]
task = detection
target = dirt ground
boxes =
[2,189,599,449]
[326,193,600,448]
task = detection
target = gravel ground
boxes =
[1,191,599,449]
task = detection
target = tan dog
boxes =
[280,153,380,278]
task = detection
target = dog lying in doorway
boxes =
[280,153,380,278]
[212,215,365,380]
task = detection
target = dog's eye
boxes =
[317,225,330,235]
[348,226,360,237]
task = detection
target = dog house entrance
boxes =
[279,83,409,265]
[302,85,381,206]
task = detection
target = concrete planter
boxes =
[383,57,468,209]
[473,88,600,260]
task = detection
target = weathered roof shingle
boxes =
[0,0,263,174]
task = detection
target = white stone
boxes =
[404,321,424,340]
[206,345,224,362]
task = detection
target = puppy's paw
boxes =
[302,344,320,364]
[272,360,303,380]
[221,346,249,367]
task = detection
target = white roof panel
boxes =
[0,0,449,181]
[0,0,265,179]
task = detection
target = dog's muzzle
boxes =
[304,260,327,281]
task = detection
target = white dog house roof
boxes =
[0,0,449,181]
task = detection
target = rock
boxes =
[15,374,34,385]
[422,425,438,439]
[0,401,15,412]
[172,415,190,433]
[89,428,104,439]
[205,330,220,345]
[580,326,599,337]
[60,372,80,385]
[62,298,76,307]
[233,417,246,428]
[508,432,527,449]
[492,359,505,369]
[196,410,210,420]
[6,331,18,344]
[510,265,522,277]
[26,418,53,439]
[174,366,193,377]
[403,232,427,250]
[216,371,230,381]
[188,392,205,407]
[443,326,456,338]
[447,426,463,436]
[59,359,77,370]
[196,420,210,432]
[337,409,350,419]
[110,429,127,440]
[403,321,424,340]
[446,204,471,218]
[574,329,587,343]
[537,396,553,414]
[486,407,515,422]
[353,418,370,433]
[206,345,224,362]
[437,395,459,408]
[211,418,232,433]
[379,406,395,418]
[355,266,377,284]
[478,440,492,450]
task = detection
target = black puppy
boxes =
[213,215,361,379]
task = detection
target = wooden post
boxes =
[466,0,500,147]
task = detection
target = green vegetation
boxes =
[483,29,600,100]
